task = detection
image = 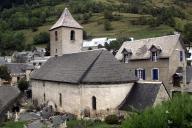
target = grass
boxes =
[67,120,120,128]
[122,94,192,128]
[0,121,26,128]
[17,11,175,47]
[10,0,192,47]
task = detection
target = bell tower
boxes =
[49,8,83,56]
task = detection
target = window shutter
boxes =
[143,69,146,80]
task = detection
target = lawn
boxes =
[67,120,120,128]
[0,121,26,128]
[17,11,175,47]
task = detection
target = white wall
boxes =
[32,80,133,115]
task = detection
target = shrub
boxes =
[105,114,119,124]
[122,94,192,128]
[18,78,29,92]
[33,32,50,44]
[104,20,112,31]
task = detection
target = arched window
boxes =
[43,93,46,102]
[59,93,62,107]
[55,31,58,41]
[92,96,96,110]
[70,30,75,40]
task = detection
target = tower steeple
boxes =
[50,8,83,30]
[49,8,83,56]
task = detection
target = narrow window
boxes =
[59,93,62,107]
[151,52,157,62]
[70,30,75,40]
[56,49,57,54]
[55,31,58,41]
[180,51,183,62]
[152,68,159,80]
[43,93,46,102]
[92,96,96,110]
[135,69,145,80]
[43,82,45,87]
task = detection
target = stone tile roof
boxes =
[116,34,181,60]
[119,82,163,111]
[31,50,138,84]
[50,8,83,30]
[0,86,20,113]
[6,63,33,75]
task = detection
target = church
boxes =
[31,8,170,117]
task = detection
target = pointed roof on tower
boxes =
[49,8,83,31]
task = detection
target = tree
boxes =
[183,22,192,44]
[18,78,29,92]
[0,66,11,81]
[33,32,50,44]
[104,20,112,31]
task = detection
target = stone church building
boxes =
[31,8,170,116]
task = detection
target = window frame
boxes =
[151,68,159,81]
[135,68,145,80]
[180,51,183,62]
[70,30,75,41]
[151,51,158,62]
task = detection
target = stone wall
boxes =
[32,80,133,115]
[50,27,83,56]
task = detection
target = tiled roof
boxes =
[31,50,138,84]
[119,82,163,111]
[0,86,20,113]
[6,63,34,75]
[116,34,181,60]
[50,8,83,30]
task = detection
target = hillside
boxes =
[0,0,192,54]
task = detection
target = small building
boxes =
[115,34,187,92]
[6,63,34,84]
[0,86,20,122]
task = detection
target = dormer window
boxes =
[122,48,132,63]
[149,45,162,62]
[151,51,157,62]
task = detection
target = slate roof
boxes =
[6,63,33,75]
[0,86,20,113]
[50,8,83,30]
[31,50,138,84]
[116,34,182,60]
[119,82,163,111]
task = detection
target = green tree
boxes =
[104,20,112,31]
[33,32,50,44]
[0,66,11,81]
[18,78,29,92]
[183,22,192,43]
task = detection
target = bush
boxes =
[122,94,192,128]
[104,20,112,31]
[18,78,29,92]
[105,114,119,124]
[33,32,50,44]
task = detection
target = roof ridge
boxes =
[124,34,180,44]
[78,50,103,83]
